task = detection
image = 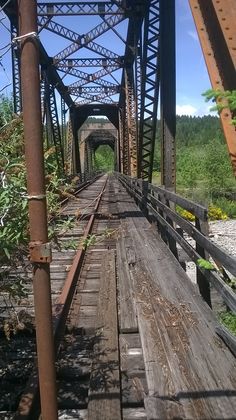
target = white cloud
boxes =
[176,103,218,117]
[176,104,197,116]
[188,30,198,42]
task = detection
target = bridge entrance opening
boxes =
[94,144,114,172]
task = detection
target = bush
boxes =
[208,205,228,221]
[213,198,236,219]
[204,138,235,193]
[176,206,195,221]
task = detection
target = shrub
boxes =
[176,206,195,221]
[213,198,236,219]
[208,205,228,221]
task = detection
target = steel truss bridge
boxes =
[1,0,236,183]
[0,1,236,419]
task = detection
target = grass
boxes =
[214,197,236,219]
[218,311,236,335]
[152,171,161,185]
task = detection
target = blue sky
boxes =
[0,0,213,116]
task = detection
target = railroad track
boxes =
[0,174,147,420]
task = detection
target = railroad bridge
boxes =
[0,1,236,419]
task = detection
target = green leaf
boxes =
[197,258,215,271]
[3,247,11,259]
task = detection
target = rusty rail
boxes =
[16,176,107,420]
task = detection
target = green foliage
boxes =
[0,94,14,127]
[176,206,195,221]
[0,96,76,266]
[82,234,97,250]
[197,258,215,271]
[213,198,236,219]
[0,114,28,263]
[203,138,235,194]
[176,115,224,147]
[208,205,228,221]
[177,147,203,189]
[203,89,236,125]
[218,311,236,335]
[226,277,236,290]
[94,145,114,171]
[61,239,79,250]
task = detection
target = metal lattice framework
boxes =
[138,0,160,182]
[11,22,22,114]
[43,73,64,172]
[1,0,236,181]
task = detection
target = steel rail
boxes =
[15,175,108,420]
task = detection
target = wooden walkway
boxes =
[114,176,236,419]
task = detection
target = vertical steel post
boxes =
[160,0,176,190]
[11,21,22,114]
[124,66,137,177]
[18,1,58,419]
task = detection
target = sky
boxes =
[0,0,214,117]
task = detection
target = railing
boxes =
[117,174,236,320]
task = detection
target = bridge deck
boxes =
[113,176,236,419]
[1,175,236,419]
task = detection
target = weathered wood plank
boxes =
[117,237,138,333]
[126,220,236,418]
[113,184,236,420]
[142,198,236,313]
[88,250,121,420]
[122,407,147,419]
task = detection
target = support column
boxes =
[18,1,58,419]
[124,66,138,177]
[11,21,22,114]
[160,0,176,191]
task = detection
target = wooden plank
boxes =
[117,237,138,333]
[122,374,147,406]
[143,204,236,313]
[88,250,121,420]
[215,324,236,357]
[122,218,236,418]
[122,408,147,419]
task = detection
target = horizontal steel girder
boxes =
[56,58,123,68]
[37,2,125,16]
[37,17,121,60]
[54,13,125,62]
[69,86,120,94]
[59,66,120,89]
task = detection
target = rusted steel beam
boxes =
[17,0,58,419]
[138,0,160,182]
[160,0,176,190]
[124,66,138,177]
[189,0,236,176]
[54,13,125,63]
[37,2,125,16]
[57,57,122,68]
